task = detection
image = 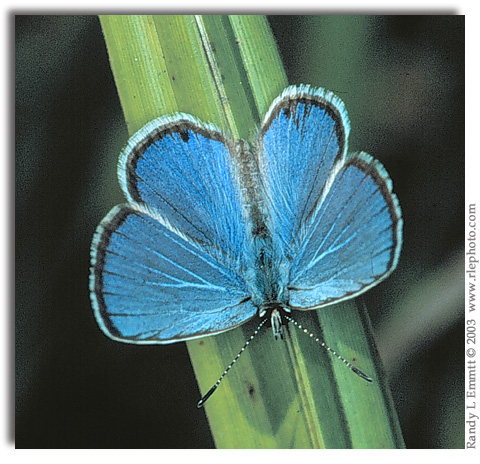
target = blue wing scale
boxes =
[258,85,350,256]
[288,151,402,309]
[90,204,256,343]
[257,86,402,310]
[118,115,247,269]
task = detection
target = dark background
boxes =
[15,15,465,448]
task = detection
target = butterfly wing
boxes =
[287,152,402,309]
[90,204,256,343]
[118,114,247,268]
[258,85,350,257]
[91,115,256,343]
[259,86,402,309]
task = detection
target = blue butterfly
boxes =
[90,85,402,401]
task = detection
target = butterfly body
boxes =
[90,85,402,345]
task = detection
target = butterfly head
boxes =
[258,302,291,340]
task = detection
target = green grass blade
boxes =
[100,15,176,134]
[99,13,405,449]
[229,15,288,117]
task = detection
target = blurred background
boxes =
[15,15,464,448]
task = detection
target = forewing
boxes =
[288,152,402,309]
[90,204,256,343]
[118,115,247,267]
[258,85,350,256]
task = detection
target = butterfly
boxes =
[90,85,402,403]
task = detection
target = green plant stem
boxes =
[99,13,405,449]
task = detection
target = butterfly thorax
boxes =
[235,140,289,310]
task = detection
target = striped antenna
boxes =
[284,314,373,383]
[197,317,268,408]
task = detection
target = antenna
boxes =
[284,314,373,383]
[196,312,373,408]
[197,317,268,408]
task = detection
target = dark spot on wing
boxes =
[262,93,346,153]
[179,129,190,143]
[125,118,228,203]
